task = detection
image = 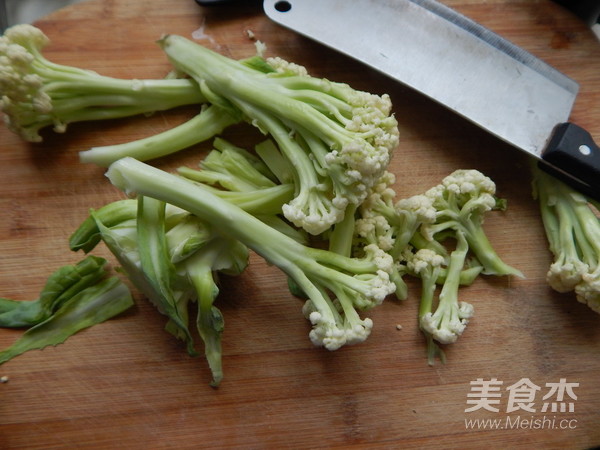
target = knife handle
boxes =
[552,0,600,27]
[541,122,600,199]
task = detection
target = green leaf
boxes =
[0,256,108,328]
[0,277,133,365]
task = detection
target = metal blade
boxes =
[263,0,579,157]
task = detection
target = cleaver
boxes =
[198,0,600,197]
[261,0,600,197]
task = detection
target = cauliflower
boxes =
[158,33,399,234]
[106,157,396,353]
[534,166,600,313]
[0,24,209,143]
[352,169,516,365]
[423,169,522,277]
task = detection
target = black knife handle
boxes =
[541,123,600,199]
[552,0,600,27]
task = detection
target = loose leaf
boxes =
[0,256,108,328]
[0,277,133,364]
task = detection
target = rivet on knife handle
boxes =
[542,123,600,197]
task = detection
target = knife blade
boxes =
[263,0,600,198]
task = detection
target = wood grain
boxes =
[1,0,599,448]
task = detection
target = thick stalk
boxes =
[159,35,351,147]
[329,204,358,257]
[80,105,238,166]
[109,157,388,291]
[185,249,224,387]
[137,196,196,355]
[107,158,310,268]
[418,270,440,323]
[462,220,523,278]
[106,158,383,327]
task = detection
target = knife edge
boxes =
[411,0,579,95]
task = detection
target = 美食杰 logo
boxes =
[464,378,579,431]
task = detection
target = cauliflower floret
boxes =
[302,300,374,350]
[305,308,348,351]
[364,243,395,274]
[420,300,474,344]
[547,260,588,293]
[410,230,475,346]
[407,248,445,276]
[344,317,374,346]
[355,215,395,252]
[396,194,437,226]
[427,169,497,210]
[282,195,346,235]
[441,169,496,196]
[575,276,600,314]
[266,56,309,77]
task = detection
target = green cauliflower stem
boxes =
[184,235,248,387]
[177,137,296,217]
[106,157,396,351]
[158,34,399,235]
[0,24,206,142]
[416,231,475,345]
[69,199,138,253]
[534,167,600,313]
[136,196,198,355]
[406,247,447,365]
[182,137,277,191]
[79,105,238,167]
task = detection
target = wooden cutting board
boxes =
[1,0,599,448]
